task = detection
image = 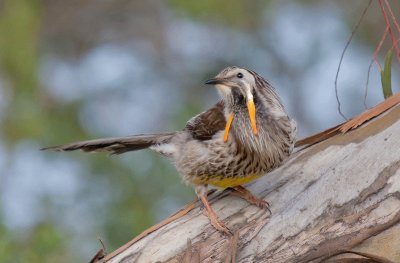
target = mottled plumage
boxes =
[43,66,297,234]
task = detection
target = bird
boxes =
[42,66,297,234]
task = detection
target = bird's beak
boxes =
[204,78,229,85]
[204,78,218,85]
[247,97,258,135]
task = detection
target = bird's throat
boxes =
[223,101,258,143]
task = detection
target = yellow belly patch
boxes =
[195,174,261,188]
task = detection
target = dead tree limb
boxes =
[103,105,400,263]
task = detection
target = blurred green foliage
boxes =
[169,0,268,27]
[0,0,41,144]
[0,0,162,261]
[0,222,72,263]
[381,48,393,99]
[0,0,40,93]
[0,0,90,147]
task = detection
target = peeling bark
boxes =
[103,105,400,263]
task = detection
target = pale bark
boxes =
[104,105,400,263]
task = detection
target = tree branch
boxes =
[101,105,400,263]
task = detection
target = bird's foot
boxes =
[206,208,232,235]
[230,186,271,213]
[198,191,232,235]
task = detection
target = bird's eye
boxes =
[237,72,243,78]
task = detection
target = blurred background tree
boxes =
[0,0,398,262]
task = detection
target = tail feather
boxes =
[41,133,176,155]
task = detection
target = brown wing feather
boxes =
[43,102,227,153]
[42,133,175,154]
[185,101,226,140]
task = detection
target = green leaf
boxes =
[380,49,393,99]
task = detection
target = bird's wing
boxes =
[185,101,226,140]
[41,133,175,154]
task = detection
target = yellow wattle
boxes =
[247,99,258,135]
[223,112,234,142]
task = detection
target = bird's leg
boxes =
[230,186,270,212]
[196,185,231,235]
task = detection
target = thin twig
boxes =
[373,26,389,71]
[383,0,400,63]
[378,0,400,64]
[89,238,107,263]
[383,0,400,33]
[296,93,400,147]
[98,238,106,254]
[334,0,373,120]
[340,92,400,133]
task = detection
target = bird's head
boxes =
[205,66,268,136]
